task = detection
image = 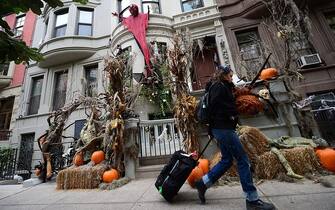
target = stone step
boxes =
[135,164,165,179]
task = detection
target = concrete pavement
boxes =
[0,177,334,210]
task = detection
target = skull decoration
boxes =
[129,4,139,17]
[259,89,270,100]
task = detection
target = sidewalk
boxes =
[0,177,334,210]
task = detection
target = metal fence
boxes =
[311,92,335,147]
[0,148,18,180]
[138,118,183,158]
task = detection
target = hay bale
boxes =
[238,126,270,166]
[99,177,131,190]
[255,146,321,179]
[56,162,108,189]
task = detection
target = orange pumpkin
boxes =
[198,159,209,174]
[187,166,204,188]
[35,168,41,176]
[259,68,278,80]
[91,150,105,164]
[103,169,120,183]
[73,152,84,166]
[315,148,335,172]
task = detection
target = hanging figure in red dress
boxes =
[113,4,152,78]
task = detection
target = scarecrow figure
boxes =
[113,4,152,78]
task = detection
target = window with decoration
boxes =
[118,0,131,18]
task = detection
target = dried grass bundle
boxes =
[236,95,264,116]
[255,146,321,179]
[237,126,270,166]
[56,163,108,190]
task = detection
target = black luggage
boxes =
[155,138,212,202]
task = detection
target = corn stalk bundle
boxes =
[56,162,108,190]
[167,32,199,153]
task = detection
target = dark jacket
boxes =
[207,80,238,129]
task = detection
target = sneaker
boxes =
[246,199,275,210]
[194,179,207,204]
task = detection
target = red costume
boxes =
[120,4,152,77]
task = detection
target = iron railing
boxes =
[138,118,183,158]
[0,148,18,180]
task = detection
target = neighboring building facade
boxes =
[0,11,37,147]
[216,0,335,142]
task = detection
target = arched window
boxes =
[142,0,160,14]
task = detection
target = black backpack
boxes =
[196,83,213,124]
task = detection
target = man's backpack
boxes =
[196,84,213,124]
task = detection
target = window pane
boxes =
[79,10,93,24]
[143,2,160,14]
[78,24,92,36]
[182,0,203,12]
[53,72,68,110]
[55,12,68,27]
[55,25,67,37]
[0,63,9,76]
[236,30,262,60]
[15,15,25,28]
[325,11,335,33]
[28,77,43,115]
[85,65,98,97]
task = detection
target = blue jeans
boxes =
[202,129,259,201]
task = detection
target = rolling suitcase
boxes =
[155,138,212,202]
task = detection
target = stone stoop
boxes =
[135,164,165,179]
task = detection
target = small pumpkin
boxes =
[91,150,105,164]
[198,159,209,174]
[187,166,204,188]
[73,151,84,166]
[259,68,278,80]
[315,148,335,172]
[103,169,120,183]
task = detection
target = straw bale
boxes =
[255,146,321,179]
[56,163,108,189]
[238,126,270,166]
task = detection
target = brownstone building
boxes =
[217,0,334,96]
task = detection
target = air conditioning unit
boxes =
[296,53,322,68]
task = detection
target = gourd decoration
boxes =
[198,159,209,174]
[73,151,84,166]
[91,150,105,164]
[315,148,335,172]
[259,68,278,80]
[102,169,120,183]
[187,166,204,188]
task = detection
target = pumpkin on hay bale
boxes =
[73,151,84,166]
[103,169,120,183]
[255,146,321,179]
[91,150,105,164]
[56,163,108,189]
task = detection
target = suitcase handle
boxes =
[196,136,213,161]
